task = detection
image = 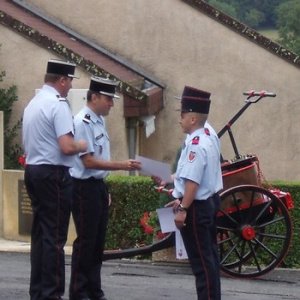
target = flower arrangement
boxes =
[140,211,166,240]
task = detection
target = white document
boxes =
[135,155,172,183]
[156,207,188,260]
[175,229,188,259]
[156,207,176,233]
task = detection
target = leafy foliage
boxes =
[104,176,300,268]
[0,68,23,169]
[205,0,300,54]
[105,175,170,250]
[276,0,300,55]
[206,0,287,28]
[207,0,238,19]
[270,182,300,268]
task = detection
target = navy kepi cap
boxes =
[178,86,211,114]
[181,96,210,114]
[89,76,120,98]
[46,59,78,78]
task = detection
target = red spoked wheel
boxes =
[217,185,292,278]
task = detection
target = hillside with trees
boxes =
[206,0,300,54]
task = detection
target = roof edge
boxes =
[11,0,165,89]
[0,9,150,101]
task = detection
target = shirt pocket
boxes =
[94,132,105,156]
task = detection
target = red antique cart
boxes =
[103,90,294,279]
[215,90,294,278]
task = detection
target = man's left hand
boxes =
[175,210,186,229]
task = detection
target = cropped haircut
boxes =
[87,90,96,102]
[191,112,208,127]
[44,73,64,83]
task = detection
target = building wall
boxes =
[0,24,129,164]
[0,112,3,236]
[2,0,300,180]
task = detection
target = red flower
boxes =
[155,230,166,240]
[18,154,26,167]
[144,225,154,235]
[140,211,164,239]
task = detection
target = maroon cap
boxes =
[181,96,211,114]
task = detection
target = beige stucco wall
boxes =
[0,112,3,236]
[0,24,129,163]
[21,0,300,181]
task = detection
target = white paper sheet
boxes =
[175,229,188,259]
[156,207,188,260]
[135,155,172,183]
[156,207,176,233]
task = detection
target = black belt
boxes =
[26,164,69,171]
[72,177,104,182]
[179,194,217,202]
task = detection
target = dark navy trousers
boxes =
[25,164,72,300]
[69,177,109,300]
[180,194,221,300]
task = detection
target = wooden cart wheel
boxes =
[216,185,292,278]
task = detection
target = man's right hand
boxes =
[124,159,141,171]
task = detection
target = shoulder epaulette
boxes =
[83,114,91,124]
[57,95,70,106]
[192,136,200,145]
[204,128,210,136]
[57,95,67,102]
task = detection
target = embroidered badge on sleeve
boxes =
[192,136,200,145]
[188,151,196,162]
[204,128,210,136]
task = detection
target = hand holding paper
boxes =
[135,155,172,183]
[156,207,187,259]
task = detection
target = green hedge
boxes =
[104,176,300,268]
[269,181,300,268]
[105,175,170,249]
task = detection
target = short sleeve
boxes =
[73,117,95,157]
[53,101,74,137]
[179,145,207,184]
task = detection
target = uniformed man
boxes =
[170,86,219,176]
[168,86,223,300]
[69,76,140,300]
[22,59,87,300]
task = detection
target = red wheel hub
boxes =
[241,225,256,240]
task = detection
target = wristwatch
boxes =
[178,203,188,212]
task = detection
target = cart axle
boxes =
[241,225,256,240]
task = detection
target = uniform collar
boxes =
[185,127,205,144]
[83,106,104,124]
[42,84,61,97]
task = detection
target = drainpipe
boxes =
[127,117,138,175]
[0,112,3,237]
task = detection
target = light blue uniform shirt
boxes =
[70,106,110,179]
[22,84,75,167]
[172,127,223,200]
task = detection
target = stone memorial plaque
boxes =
[18,180,32,235]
